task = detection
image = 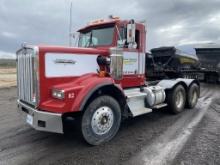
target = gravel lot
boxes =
[0,84,219,165]
[173,84,220,165]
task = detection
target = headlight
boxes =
[52,89,65,99]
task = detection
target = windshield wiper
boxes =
[88,32,93,47]
[84,32,92,48]
[87,31,96,48]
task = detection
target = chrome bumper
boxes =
[17,100,63,133]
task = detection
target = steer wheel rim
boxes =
[91,106,114,135]
[176,90,184,109]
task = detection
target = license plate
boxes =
[26,114,33,125]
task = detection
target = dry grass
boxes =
[0,68,16,88]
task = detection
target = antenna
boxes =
[69,1,73,46]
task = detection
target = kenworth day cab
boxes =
[17,17,200,145]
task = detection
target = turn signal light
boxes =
[99,71,107,77]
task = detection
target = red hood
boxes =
[38,45,110,56]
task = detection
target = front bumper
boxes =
[17,100,63,133]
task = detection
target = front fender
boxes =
[40,74,115,113]
[71,77,116,112]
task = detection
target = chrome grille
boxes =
[17,47,39,106]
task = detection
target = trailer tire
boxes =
[186,83,199,109]
[81,95,121,145]
[167,85,186,114]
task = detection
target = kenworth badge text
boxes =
[17,17,199,145]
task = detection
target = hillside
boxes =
[0,59,16,68]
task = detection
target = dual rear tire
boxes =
[186,83,199,109]
[167,83,199,114]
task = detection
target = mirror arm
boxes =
[115,25,122,41]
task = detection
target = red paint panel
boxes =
[36,19,147,113]
[39,74,114,113]
[37,46,110,112]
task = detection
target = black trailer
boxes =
[146,45,220,83]
[145,46,200,80]
[195,44,220,83]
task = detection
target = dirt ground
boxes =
[173,85,220,165]
[0,84,219,165]
[0,68,16,88]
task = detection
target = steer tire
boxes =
[167,85,186,114]
[186,83,199,109]
[81,95,121,145]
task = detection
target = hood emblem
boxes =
[54,59,77,65]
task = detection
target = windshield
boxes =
[78,26,114,47]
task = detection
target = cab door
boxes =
[117,24,145,88]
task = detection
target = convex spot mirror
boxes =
[117,40,126,48]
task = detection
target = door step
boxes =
[124,88,152,117]
[153,103,167,109]
[130,107,152,117]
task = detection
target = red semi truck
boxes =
[17,17,199,145]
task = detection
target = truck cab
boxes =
[76,17,146,88]
[17,17,200,145]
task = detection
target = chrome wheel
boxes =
[186,83,199,109]
[191,90,198,106]
[176,90,184,109]
[91,106,114,135]
[82,96,121,145]
[167,85,186,114]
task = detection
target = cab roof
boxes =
[78,19,119,32]
[77,18,145,32]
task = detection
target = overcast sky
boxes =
[0,0,220,57]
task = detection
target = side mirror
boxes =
[127,19,136,44]
[71,32,79,47]
[69,32,77,39]
[72,33,75,39]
